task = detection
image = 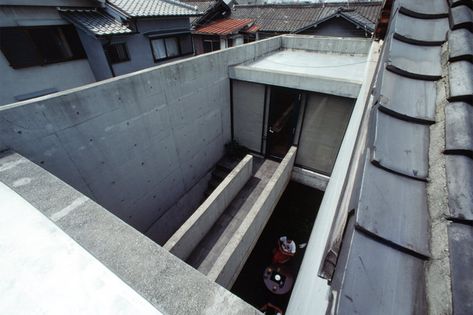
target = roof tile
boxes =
[386,36,442,80]
[399,0,448,18]
[393,12,448,45]
[336,219,427,315]
[107,0,200,17]
[371,109,430,180]
[445,102,473,157]
[446,155,473,222]
[59,9,133,36]
[356,155,430,257]
[448,29,473,62]
[449,5,473,30]
[194,18,254,35]
[377,68,437,123]
[448,61,473,104]
[448,222,473,314]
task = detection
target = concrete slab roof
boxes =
[230,49,367,98]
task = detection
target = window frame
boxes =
[0,25,86,69]
[149,34,194,62]
[105,42,130,64]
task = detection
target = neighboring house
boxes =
[0,0,200,106]
[193,18,259,54]
[231,2,383,38]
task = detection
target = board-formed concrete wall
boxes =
[164,155,253,260]
[207,146,297,288]
[232,80,266,153]
[0,37,281,233]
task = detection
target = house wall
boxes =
[0,6,96,105]
[111,18,193,77]
[0,36,281,233]
[76,29,113,80]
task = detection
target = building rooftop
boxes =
[59,8,134,36]
[194,18,255,35]
[107,0,201,17]
[231,2,383,33]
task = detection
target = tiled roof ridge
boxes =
[158,0,200,11]
[234,1,383,8]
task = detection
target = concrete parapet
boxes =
[164,155,253,260]
[281,35,372,55]
[0,151,258,315]
[207,147,297,288]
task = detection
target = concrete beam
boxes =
[207,147,297,288]
[291,166,330,191]
[164,155,253,260]
[229,66,361,98]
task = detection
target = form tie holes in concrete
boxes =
[17,130,22,134]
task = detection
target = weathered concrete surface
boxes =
[0,36,281,234]
[207,147,297,288]
[0,151,259,315]
[0,182,162,315]
[165,155,253,260]
[229,49,366,98]
[291,166,329,191]
[145,170,212,245]
[281,35,372,55]
[186,158,278,274]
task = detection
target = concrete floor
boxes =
[186,158,279,274]
[230,181,324,312]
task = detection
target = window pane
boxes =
[179,35,193,55]
[165,37,179,57]
[30,28,72,62]
[106,43,129,64]
[0,29,41,68]
[151,39,166,59]
[62,25,86,58]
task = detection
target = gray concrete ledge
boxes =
[281,35,372,55]
[0,151,259,315]
[291,166,330,191]
[207,147,297,288]
[165,155,253,260]
[229,66,361,98]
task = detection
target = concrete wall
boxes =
[207,146,297,288]
[282,35,372,55]
[0,151,258,315]
[165,155,253,260]
[232,80,266,153]
[0,36,281,234]
[145,169,212,245]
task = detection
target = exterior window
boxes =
[150,34,193,61]
[0,25,86,69]
[203,38,220,53]
[105,43,130,64]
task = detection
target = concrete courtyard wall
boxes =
[0,36,281,233]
